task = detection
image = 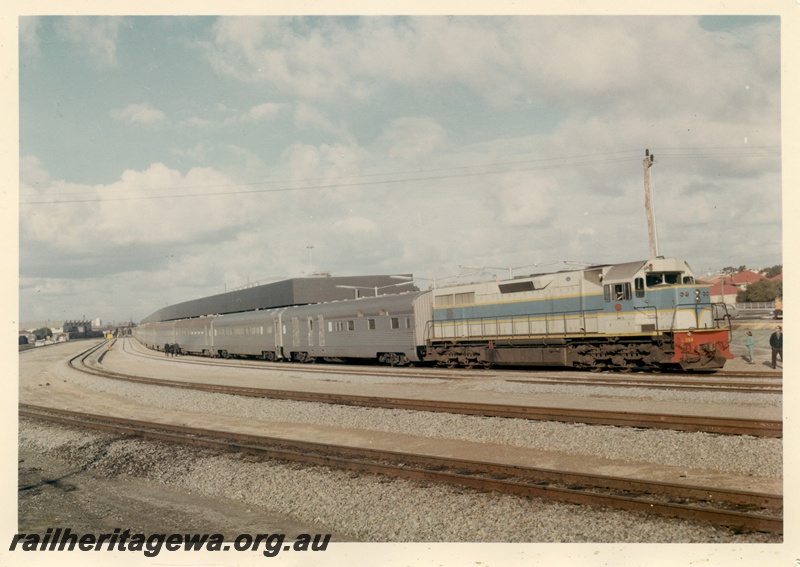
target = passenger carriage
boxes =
[280,293,422,365]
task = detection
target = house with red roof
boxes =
[707,281,740,304]
[726,269,765,288]
[704,269,771,304]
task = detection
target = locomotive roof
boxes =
[602,260,648,281]
[431,257,691,290]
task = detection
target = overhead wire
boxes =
[20,145,780,205]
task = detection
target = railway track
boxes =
[80,340,783,438]
[19,403,782,535]
[124,338,782,394]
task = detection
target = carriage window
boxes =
[347,320,355,331]
[646,273,663,286]
[391,317,400,329]
[647,272,681,287]
[604,283,631,301]
[368,319,376,330]
[635,278,645,298]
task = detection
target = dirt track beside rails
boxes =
[18,437,330,539]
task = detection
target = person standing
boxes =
[769,326,783,369]
[745,331,756,364]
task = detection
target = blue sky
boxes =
[17,14,785,325]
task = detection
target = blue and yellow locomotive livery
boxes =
[421,257,731,371]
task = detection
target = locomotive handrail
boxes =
[709,302,735,337]
[426,301,724,344]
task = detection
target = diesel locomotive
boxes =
[133,257,733,372]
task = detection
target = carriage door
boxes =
[307,316,314,347]
[318,315,325,347]
[292,317,300,347]
[273,315,283,354]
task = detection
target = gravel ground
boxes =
[18,419,780,543]
[18,341,783,543]
[62,365,782,479]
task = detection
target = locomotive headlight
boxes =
[695,289,701,302]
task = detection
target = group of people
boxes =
[163,343,181,356]
[744,326,782,368]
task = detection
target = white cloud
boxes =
[54,16,126,67]
[497,173,556,227]
[247,102,284,122]
[111,102,168,128]
[19,17,41,53]
[18,16,783,323]
[293,103,344,137]
[378,117,450,164]
[202,16,778,129]
[20,162,245,252]
[332,217,379,233]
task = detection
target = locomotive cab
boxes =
[602,258,713,331]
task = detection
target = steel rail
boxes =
[124,338,781,393]
[79,341,783,438]
[18,403,782,535]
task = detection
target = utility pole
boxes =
[307,244,314,275]
[643,149,659,259]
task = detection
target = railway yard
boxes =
[18,335,783,543]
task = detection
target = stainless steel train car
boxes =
[133,257,733,371]
[135,292,429,366]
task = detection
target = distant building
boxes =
[707,282,739,305]
[724,269,765,289]
[141,273,415,323]
[63,320,103,340]
[706,269,766,297]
